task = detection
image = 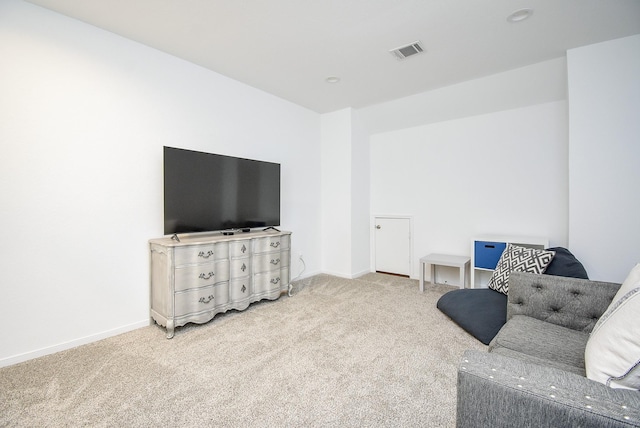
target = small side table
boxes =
[419,254,471,292]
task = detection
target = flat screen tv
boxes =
[163,146,281,235]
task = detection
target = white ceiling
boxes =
[24,0,640,113]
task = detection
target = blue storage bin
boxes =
[474,241,507,269]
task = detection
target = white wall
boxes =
[567,35,640,283]
[320,109,353,277]
[363,37,639,284]
[350,110,371,277]
[359,59,569,281]
[370,101,569,280]
[359,57,567,136]
[320,108,372,278]
[0,0,322,366]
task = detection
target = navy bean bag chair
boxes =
[436,247,588,345]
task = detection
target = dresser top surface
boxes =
[150,230,291,247]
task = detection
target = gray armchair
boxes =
[456,272,640,427]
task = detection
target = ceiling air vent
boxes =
[389,41,425,60]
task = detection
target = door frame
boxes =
[370,214,414,278]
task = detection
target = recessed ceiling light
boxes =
[507,8,533,23]
[325,76,340,83]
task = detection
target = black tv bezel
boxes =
[163,146,281,236]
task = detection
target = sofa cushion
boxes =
[437,288,507,345]
[489,315,589,374]
[487,244,555,295]
[543,247,589,279]
[585,263,640,390]
[506,272,619,332]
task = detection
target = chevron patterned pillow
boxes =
[487,244,556,294]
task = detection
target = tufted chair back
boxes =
[507,272,621,333]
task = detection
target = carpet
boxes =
[0,273,486,427]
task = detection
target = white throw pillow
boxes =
[585,263,640,390]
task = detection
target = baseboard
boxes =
[352,269,373,279]
[291,270,322,283]
[294,269,381,283]
[317,270,350,279]
[319,269,373,280]
[0,319,150,368]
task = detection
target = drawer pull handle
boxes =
[241,244,247,253]
[241,263,247,272]
[199,295,214,304]
[241,284,246,293]
[199,272,215,280]
[270,258,280,265]
[198,250,214,259]
[270,277,280,285]
[484,245,495,249]
[270,242,280,248]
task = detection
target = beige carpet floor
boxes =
[0,273,486,427]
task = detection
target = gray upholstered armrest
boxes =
[457,350,640,428]
[506,272,620,333]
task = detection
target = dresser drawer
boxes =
[174,259,229,292]
[229,240,251,258]
[253,235,290,254]
[174,283,229,317]
[252,250,290,274]
[174,242,229,266]
[253,268,289,295]
[229,278,251,302]
[230,257,251,279]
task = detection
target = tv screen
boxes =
[163,146,281,235]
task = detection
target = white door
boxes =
[374,217,411,276]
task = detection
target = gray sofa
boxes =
[457,272,640,428]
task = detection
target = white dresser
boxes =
[150,230,291,338]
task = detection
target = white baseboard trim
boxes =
[291,270,322,283]
[319,269,373,280]
[319,270,353,279]
[352,269,373,279]
[289,270,322,284]
[0,319,150,368]
[293,269,382,282]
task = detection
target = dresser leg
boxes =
[288,283,293,297]
[166,320,175,339]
